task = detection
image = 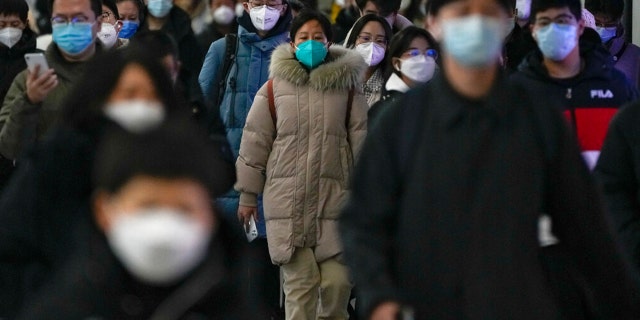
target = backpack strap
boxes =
[267,79,276,127]
[216,33,238,107]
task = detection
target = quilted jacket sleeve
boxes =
[348,89,368,162]
[0,71,41,159]
[235,81,276,207]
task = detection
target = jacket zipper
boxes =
[566,88,579,137]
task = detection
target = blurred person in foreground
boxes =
[339,0,640,319]
[17,121,252,319]
[0,50,195,317]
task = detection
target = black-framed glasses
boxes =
[357,34,387,46]
[51,15,92,26]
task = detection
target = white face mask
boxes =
[97,23,118,49]
[0,27,23,49]
[235,2,245,17]
[355,42,386,67]
[104,100,165,133]
[213,5,235,25]
[397,55,436,83]
[249,5,280,32]
[106,208,211,285]
[516,0,531,20]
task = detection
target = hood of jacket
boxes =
[517,41,615,84]
[269,44,366,92]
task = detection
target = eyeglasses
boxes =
[249,0,284,8]
[534,14,576,28]
[357,34,387,46]
[403,48,438,60]
[100,11,115,22]
[51,15,92,26]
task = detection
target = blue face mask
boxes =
[595,26,617,44]
[52,22,95,55]
[119,21,139,39]
[295,40,328,69]
[147,0,173,18]
[534,23,578,61]
[441,15,506,68]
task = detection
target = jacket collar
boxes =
[238,25,289,47]
[45,41,99,80]
[269,44,367,92]
[385,73,410,93]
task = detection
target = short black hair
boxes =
[290,9,333,42]
[585,0,624,21]
[344,13,393,49]
[530,0,582,24]
[93,120,235,199]
[0,0,29,22]
[102,0,119,20]
[428,0,512,16]
[129,30,180,60]
[355,0,401,16]
[51,0,103,20]
[385,26,438,78]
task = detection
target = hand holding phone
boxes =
[24,53,57,104]
[25,53,50,77]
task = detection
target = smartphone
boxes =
[245,216,258,242]
[24,53,50,77]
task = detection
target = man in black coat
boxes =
[339,0,639,319]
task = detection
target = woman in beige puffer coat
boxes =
[235,10,368,320]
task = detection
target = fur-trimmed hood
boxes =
[269,43,367,91]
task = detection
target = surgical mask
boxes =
[295,40,328,69]
[213,5,235,25]
[119,21,139,39]
[534,23,578,61]
[442,15,506,68]
[355,42,385,67]
[0,27,23,48]
[235,3,245,17]
[397,55,436,83]
[106,208,211,285]
[104,100,165,132]
[97,23,118,49]
[52,22,95,55]
[147,0,173,18]
[249,5,280,32]
[595,26,617,43]
[516,0,531,20]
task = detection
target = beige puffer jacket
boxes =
[235,44,368,265]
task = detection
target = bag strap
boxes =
[267,79,276,127]
[268,83,354,131]
[214,33,238,107]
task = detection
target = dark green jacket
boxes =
[0,42,91,159]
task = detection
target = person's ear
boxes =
[243,2,250,13]
[392,57,401,71]
[115,20,124,33]
[280,3,287,16]
[94,20,102,36]
[290,41,296,49]
[529,24,537,41]
[93,191,114,233]
[577,19,585,36]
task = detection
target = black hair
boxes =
[385,26,438,79]
[290,9,333,42]
[102,0,119,20]
[0,0,29,22]
[51,0,103,20]
[62,49,184,130]
[585,0,624,22]
[344,13,393,49]
[93,120,235,199]
[529,0,582,24]
[129,30,180,60]
[428,0,512,16]
[115,0,145,24]
[355,0,401,15]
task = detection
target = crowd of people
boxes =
[0,0,640,319]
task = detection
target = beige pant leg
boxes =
[280,247,320,320]
[317,257,352,320]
